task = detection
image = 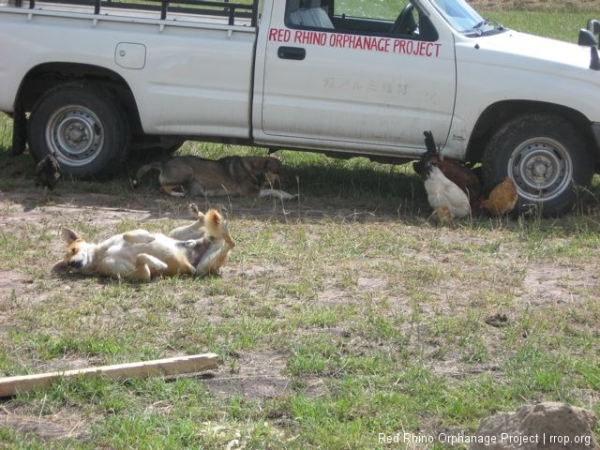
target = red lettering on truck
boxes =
[268,28,441,58]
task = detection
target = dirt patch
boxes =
[520,262,598,306]
[0,406,91,443]
[204,351,291,401]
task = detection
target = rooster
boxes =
[479,177,518,216]
[423,162,471,220]
[35,149,61,192]
[414,131,481,206]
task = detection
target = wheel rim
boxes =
[508,137,572,202]
[45,105,104,167]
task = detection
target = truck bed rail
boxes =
[13,0,258,26]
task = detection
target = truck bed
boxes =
[0,0,257,27]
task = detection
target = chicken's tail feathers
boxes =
[414,131,438,176]
[423,130,437,155]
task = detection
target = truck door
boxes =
[253,0,457,157]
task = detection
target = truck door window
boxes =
[336,0,435,40]
[286,0,335,29]
[334,0,400,21]
[285,0,437,41]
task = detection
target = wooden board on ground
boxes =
[0,353,219,398]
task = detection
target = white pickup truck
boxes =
[1,0,600,215]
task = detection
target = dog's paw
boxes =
[137,254,169,271]
[258,189,297,200]
[278,192,298,201]
[188,203,200,216]
[220,221,236,248]
[123,230,155,243]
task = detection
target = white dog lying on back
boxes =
[167,203,212,241]
[60,208,235,281]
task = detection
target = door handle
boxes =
[278,46,306,60]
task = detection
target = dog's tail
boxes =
[203,209,235,247]
[132,161,162,187]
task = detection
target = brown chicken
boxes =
[414,131,481,206]
[479,177,518,216]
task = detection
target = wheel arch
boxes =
[466,100,598,166]
[16,62,143,134]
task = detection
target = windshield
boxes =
[429,0,490,34]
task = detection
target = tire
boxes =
[28,83,130,179]
[482,114,594,216]
[11,103,27,155]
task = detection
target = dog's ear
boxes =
[62,227,81,243]
[203,209,224,237]
[264,157,284,173]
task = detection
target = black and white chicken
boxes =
[422,162,471,221]
[35,150,61,192]
[414,130,481,206]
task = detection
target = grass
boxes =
[485,9,594,41]
[1,3,600,450]
[3,183,600,449]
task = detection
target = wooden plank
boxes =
[0,353,219,398]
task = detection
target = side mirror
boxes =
[579,28,600,70]
[587,19,600,35]
[579,29,598,47]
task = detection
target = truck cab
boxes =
[253,0,457,162]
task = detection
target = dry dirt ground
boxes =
[1,179,599,443]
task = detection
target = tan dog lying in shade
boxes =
[60,208,235,281]
[133,155,295,200]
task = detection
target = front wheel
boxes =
[482,114,594,216]
[29,83,130,179]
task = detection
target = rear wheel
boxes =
[29,83,129,179]
[482,114,594,216]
